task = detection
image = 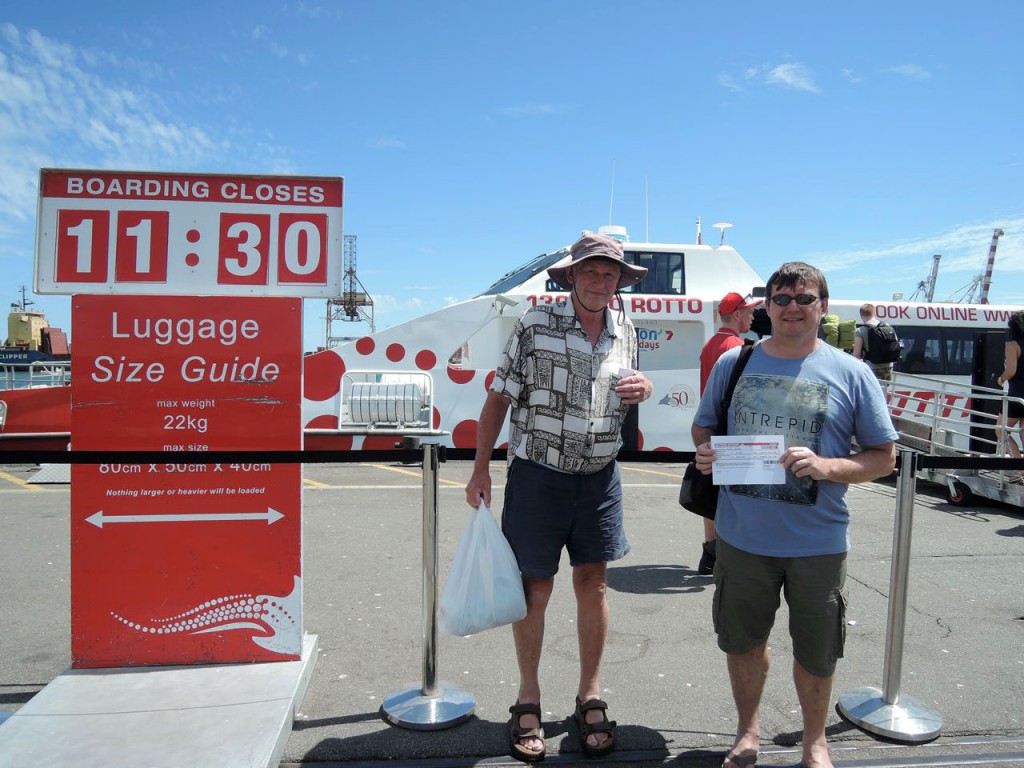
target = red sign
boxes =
[70,295,302,668]
[35,169,344,297]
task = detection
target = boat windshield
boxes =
[478,247,687,296]
[478,249,568,296]
[620,251,684,295]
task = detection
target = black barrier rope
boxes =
[5,447,1024,472]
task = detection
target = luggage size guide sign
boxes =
[70,295,303,668]
[35,169,344,297]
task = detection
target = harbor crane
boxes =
[325,234,375,348]
[949,228,1005,304]
[909,254,942,302]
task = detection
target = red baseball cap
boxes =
[718,292,762,315]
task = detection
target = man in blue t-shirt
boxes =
[691,262,897,768]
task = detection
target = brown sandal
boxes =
[574,696,616,758]
[508,702,545,762]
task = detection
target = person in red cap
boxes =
[465,232,653,761]
[694,291,763,574]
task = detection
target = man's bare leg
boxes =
[723,643,769,767]
[574,562,610,749]
[511,576,554,753]
[793,659,835,768]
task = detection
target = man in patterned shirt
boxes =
[465,232,653,762]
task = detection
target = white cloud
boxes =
[0,24,294,260]
[496,103,565,117]
[805,219,1024,302]
[718,74,741,92]
[841,67,862,84]
[368,136,407,150]
[765,63,821,94]
[250,23,304,63]
[883,64,931,80]
[727,62,820,94]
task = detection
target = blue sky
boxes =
[2,2,1022,351]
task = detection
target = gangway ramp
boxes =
[0,634,317,768]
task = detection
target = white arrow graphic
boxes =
[86,508,284,528]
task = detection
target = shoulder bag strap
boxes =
[715,341,755,434]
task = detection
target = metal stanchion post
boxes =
[381,442,475,729]
[838,448,942,741]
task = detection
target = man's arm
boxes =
[464,389,512,508]
[782,442,896,484]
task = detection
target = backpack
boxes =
[864,322,900,364]
[837,320,857,352]
[820,314,840,348]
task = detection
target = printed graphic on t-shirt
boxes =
[729,374,827,505]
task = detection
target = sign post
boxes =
[36,169,343,668]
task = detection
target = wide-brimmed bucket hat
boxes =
[547,233,648,291]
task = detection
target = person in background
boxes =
[996,310,1024,481]
[465,232,654,762]
[853,303,896,381]
[695,291,763,575]
[691,262,897,768]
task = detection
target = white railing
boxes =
[0,361,72,390]
[884,373,1023,488]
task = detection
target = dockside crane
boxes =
[325,234,375,348]
[909,254,942,302]
[949,228,1005,304]
[977,227,1004,304]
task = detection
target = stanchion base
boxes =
[837,685,942,742]
[381,682,475,730]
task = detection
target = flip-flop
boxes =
[574,696,616,758]
[508,702,545,763]
[722,751,758,768]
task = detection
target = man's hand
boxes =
[464,469,492,509]
[615,371,654,406]
[693,440,716,475]
[781,446,830,480]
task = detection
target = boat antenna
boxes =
[15,285,33,312]
[645,173,650,242]
[608,160,616,225]
[696,216,702,245]
[713,222,733,245]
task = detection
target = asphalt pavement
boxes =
[1,459,1022,767]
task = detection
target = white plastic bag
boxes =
[438,502,527,637]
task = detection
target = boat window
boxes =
[479,250,568,296]
[894,326,942,375]
[620,251,684,295]
[893,325,979,377]
[942,327,976,377]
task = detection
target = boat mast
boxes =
[12,285,34,313]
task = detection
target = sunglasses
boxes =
[769,293,820,307]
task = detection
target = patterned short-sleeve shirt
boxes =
[491,301,638,474]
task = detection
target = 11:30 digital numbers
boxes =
[54,208,330,286]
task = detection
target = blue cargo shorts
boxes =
[501,458,630,579]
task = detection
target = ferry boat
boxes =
[0,224,1019,455]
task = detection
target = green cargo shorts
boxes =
[712,537,848,678]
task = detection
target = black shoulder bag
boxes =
[678,342,755,519]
